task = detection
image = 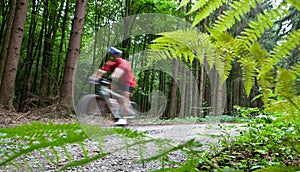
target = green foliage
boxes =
[255,166,300,172]
[148,29,232,83]
[148,1,300,170]
[148,30,211,65]
[213,0,261,32]
[269,29,300,63]
[0,122,224,171]
[0,122,158,171]
[150,0,300,108]
[199,117,300,171]
[0,122,87,170]
[189,0,227,27]
[238,2,289,47]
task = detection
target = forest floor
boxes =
[0,106,77,128]
[0,107,245,171]
[0,107,247,172]
[2,108,299,171]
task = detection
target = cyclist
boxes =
[92,47,136,125]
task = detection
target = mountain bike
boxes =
[76,77,138,127]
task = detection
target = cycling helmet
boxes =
[107,47,122,55]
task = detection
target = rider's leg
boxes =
[120,90,131,117]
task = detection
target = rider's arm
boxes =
[92,69,107,78]
[111,67,125,79]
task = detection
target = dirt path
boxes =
[1,111,246,171]
[130,122,245,144]
[71,122,245,172]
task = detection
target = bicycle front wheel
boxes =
[76,94,114,127]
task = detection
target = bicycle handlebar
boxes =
[88,76,111,85]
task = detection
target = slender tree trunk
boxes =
[60,0,88,107]
[0,0,16,85]
[40,0,60,98]
[122,0,131,58]
[199,65,205,116]
[178,64,186,118]
[57,0,69,85]
[192,61,199,116]
[166,60,177,119]
[19,0,38,111]
[40,0,50,99]
[0,0,10,49]
[32,26,44,97]
[0,0,28,108]
[49,1,62,95]
[186,69,193,117]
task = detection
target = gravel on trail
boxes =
[1,122,245,172]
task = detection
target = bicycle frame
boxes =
[77,77,137,120]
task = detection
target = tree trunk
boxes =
[56,0,69,84]
[199,64,205,116]
[192,61,199,116]
[0,0,10,49]
[18,0,38,111]
[122,0,131,58]
[0,0,16,86]
[178,63,186,118]
[0,0,28,108]
[166,59,178,119]
[40,0,60,99]
[60,0,88,107]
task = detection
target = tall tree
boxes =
[0,0,16,85]
[0,0,29,108]
[60,0,88,107]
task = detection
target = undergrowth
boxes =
[197,115,300,171]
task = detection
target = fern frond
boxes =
[266,96,300,117]
[207,29,244,80]
[269,29,300,63]
[177,0,190,10]
[149,30,201,64]
[0,122,90,169]
[291,61,300,76]
[239,57,257,96]
[148,30,221,72]
[192,0,227,27]
[187,0,210,15]
[213,0,261,32]
[238,3,289,47]
[286,0,300,11]
[275,68,297,99]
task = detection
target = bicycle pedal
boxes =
[123,116,135,119]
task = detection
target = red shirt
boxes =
[101,58,136,87]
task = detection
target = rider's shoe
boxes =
[113,117,120,122]
[114,118,128,125]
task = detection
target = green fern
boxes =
[269,29,300,63]
[191,0,227,27]
[148,29,233,82]
[291,61,300,76]
[0,122,154,171]
[177,0,190,10]
[238,3,289,47]
[148,30,211,65]
[0,122,222,171]
[213,0,261,32]
[286,0,300,11]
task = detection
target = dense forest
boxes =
[0,0,299,119]
[1,0,300,171]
